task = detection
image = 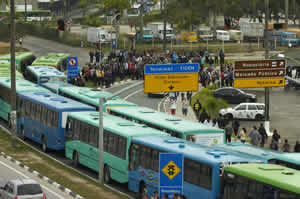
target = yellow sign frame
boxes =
[234,78,285,88]
[144,73,199,93]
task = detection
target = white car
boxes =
[0,179,46,199]
[219,103,265,120]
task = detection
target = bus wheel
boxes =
[73,151,79,167]
[104,165,111,184]
[139,182,147,199]
[42,136,48,153]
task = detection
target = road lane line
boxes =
[0,160,65,199]
[123,89,144,100]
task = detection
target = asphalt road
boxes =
[0,156,71,199]
[22,36,90,68]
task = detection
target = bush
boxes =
[192,84,227,119]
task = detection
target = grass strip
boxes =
[0,129,130,199]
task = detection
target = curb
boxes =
[0,152,84,199]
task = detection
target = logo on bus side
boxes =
[162,160,181,180]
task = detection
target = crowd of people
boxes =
[191,99,300,153]
[73,48,229,89]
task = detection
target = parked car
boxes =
[0,179,46,199]
[219,103,265,120]
[213,87,257,104]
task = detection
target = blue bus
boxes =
[128,136,264,199]
[25,66,67,86]
[213,142,283,163]
[16,91,95,152]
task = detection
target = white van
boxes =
[216,30,230,41]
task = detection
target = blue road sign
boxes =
[144,63,199,75]
[159,153,183,199]
[67,57,79,81]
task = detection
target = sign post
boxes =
[234,60,286,88]
[159,153,183,199]
[144,63,199,93]
[67,56,79,82]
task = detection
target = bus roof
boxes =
[59,86,137,107]
[46,53,71,59]
[225,163,300,194]
[18,92,95,111]
[110,106,224,135]
[68,111,169,138]
[132,136,262,165]
[214,142,283,161]
[0,78,50,93]
[32,56,61,66]
[273,153,300,165]
[0,67,24,78]
[27,66,66,78]
[0,52,34,61]
[42,81,74,93]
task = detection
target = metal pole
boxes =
[285,0,289,29]
[24,0,27,22]
[10,0,17,150]
[98,98,104,184]
[163,0,168,51]
[139,0,144,42]
[264,0,270,134]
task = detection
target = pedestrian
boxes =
[182,98,188,116]
[294,141,300,152]
[181,92,185,101]
[172,193,178,199]
[270,139,278,150]
[225,123,233,143]
[249,126,261,146]
[186,91,192,105]
[272,129,281,151]
[217,114,225,129]
[89,50,94,63]
[162,193,168,199]
[193,99,201,119]
[170,100,176,115]
[95,51,100,64]
[258,123,268,147]
[151,191,159,199]
[238,127,247,143]
[282,139,290,152]
[19,37,23,46]
[232,119,240,137]
[199,109,208,123]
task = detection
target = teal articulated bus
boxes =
[65,111,169,184]
[110,106,225,145]
[57,86,137,111]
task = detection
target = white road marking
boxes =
[123,89,144,100]
[0,160,65,199]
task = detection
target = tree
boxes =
[76,0,91,17]
[102,0,130,14]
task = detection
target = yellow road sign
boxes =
[161,160,181,180]
[144,73,199,93]
[234,78,285,88]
